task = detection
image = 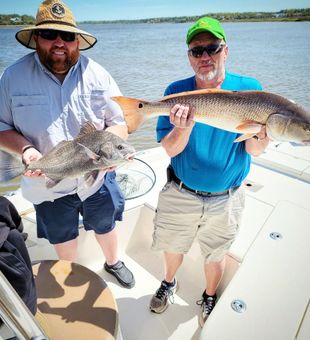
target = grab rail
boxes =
[0,271,48,340]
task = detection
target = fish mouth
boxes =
[126,152,136,161]
[302,140,310,145]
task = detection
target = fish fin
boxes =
[0,149,24,182]
[160,88,233,102]
[84,170,100,187]
[235,121,262,134]
[45,177,62,189]
[77,122,97,138]
[112,96,148,134]
[234,133,257,143]
[77,143,100,160]
[160,89,263,101]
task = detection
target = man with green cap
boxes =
[0,0,135,289]
[150,17,269,325]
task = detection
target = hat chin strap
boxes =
[26,31,34,48]
[36,20,77,28]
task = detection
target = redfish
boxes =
[112,89,310,143]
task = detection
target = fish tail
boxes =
[112,96,149,133]
[0,149,24,182]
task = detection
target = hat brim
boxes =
[15,24,97,50]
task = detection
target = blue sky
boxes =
[1,0,310,21]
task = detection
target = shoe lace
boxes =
[155,282,175,304]
[196,296,215,315]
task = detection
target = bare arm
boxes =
[0,130,32,154]
[161,105,195,157]
[245,126,270,157]
[105,124,128,140]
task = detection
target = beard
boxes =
[197,69,217,81]
[36,45,80,74]
[197,62,225,82]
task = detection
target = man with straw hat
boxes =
[0,0,135,289]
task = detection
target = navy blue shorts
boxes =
[34,172,125,244]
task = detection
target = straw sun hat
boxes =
[15,0,97,50]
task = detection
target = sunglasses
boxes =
[35,29,77,42]
[188,44,226,58]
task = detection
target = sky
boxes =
[1,0,310,21]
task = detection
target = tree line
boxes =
[1,8,309,26]
[0,14,34,25]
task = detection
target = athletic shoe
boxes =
[196,291,217,327]
[104,261,135,288]
[149,279,178,313]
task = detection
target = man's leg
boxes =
[164,251,184,283]
[150,182,202,313]
[204,258,225,295]
[82,172,134,288]
[54,238,78,262]
[95,226,134,288]
[95,228,118,265]
[197,259,225,327]
[96,229,135,288]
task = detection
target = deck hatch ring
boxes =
[270,232,283,240]
[231,299,246,313]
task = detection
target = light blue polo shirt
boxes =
[156,72,262,192]
[0,52,126,204]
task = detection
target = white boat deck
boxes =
[202,200,310,340]
[253,141,310,183]
[2,143,310,340]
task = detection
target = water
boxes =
[0,22,310,194]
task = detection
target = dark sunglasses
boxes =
[188,44,226,58]
[35,29,77,42]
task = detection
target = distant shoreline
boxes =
[84,18,310,24]
[1,18,310,29]
[78,17,310,24]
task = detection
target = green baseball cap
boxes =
[186,17,226,45]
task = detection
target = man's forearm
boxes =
[105,124,129,140]
[161,126,194,158]
[0,130,32,154]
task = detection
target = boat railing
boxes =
[0,271,48,340]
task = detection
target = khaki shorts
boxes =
[152,181,245,263]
